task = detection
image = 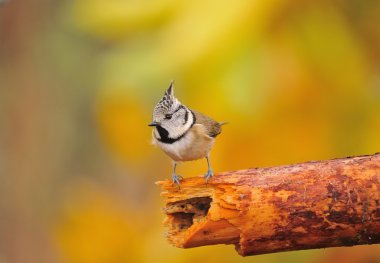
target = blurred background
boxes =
[0,0,380,262]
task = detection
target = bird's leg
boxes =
[171,162,183,187]
[204,154,214,182]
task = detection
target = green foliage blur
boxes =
[0,0,379,263]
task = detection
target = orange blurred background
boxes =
[0,0,379,262]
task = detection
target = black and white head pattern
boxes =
[153,81,180,119]
[152,81,195,143]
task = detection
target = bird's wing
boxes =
[192,110,222,138]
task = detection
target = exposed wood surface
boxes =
[157,153,380,256]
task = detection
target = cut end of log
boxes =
[156,176,243,250]
[157,154,380,256]
[164,196,212,247]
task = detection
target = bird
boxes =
[149,81,225,187]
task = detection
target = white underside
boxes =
[153,125,215,162]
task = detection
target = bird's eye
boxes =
[164,114,172,119]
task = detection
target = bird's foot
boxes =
[204,168,214,183]
[171,173,183,187]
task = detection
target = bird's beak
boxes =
[148,121,160,127]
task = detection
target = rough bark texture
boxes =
[157,153,380,256]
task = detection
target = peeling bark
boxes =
[157,153,380,256]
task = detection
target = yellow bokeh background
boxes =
[0,0,379,263]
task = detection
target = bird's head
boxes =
[149,81,194,140]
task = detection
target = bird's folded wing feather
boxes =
[192,110,222,138]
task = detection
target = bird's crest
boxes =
[155,80,179,113]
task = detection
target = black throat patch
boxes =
[155,110,196,144]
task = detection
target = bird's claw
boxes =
[204,169,214,182]
[172,173,183,187]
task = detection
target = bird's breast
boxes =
[153,124,215,162]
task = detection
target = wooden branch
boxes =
[156,153,380,256]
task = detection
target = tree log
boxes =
[156,153,380,256]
